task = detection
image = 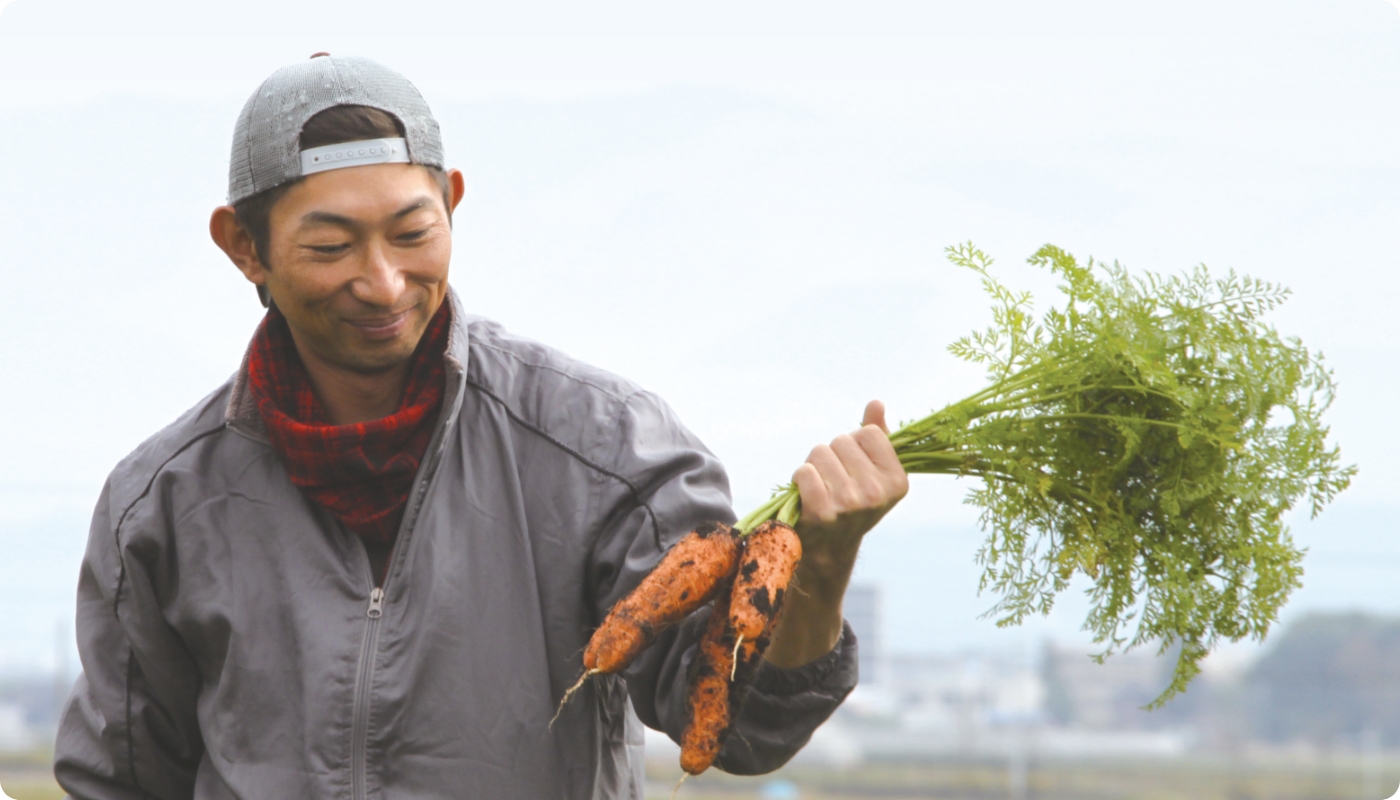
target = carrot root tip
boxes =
[550,668,600,729]
[730,634,744,681]
[670,772,688,800]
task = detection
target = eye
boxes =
[397,228,430,243]
[306,243,350,255]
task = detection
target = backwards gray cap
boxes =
[227,54,444,204]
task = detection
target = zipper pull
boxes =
[367,587,385,619]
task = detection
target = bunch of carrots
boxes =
[566,241,1354,777]
[563,519,803,776]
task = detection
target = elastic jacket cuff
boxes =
[750,620,858,697]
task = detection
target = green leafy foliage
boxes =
[739,243,1355,703]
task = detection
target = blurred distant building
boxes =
[831,646,1192,761]
[0,703,31,751]
[1247,612,1400,748]
[0,674,62,752]
[844,583,880,684]
[1040,642,1175,731]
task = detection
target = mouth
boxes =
[344,309,411,341]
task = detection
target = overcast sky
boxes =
[1,0,1398,677]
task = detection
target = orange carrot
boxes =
[680,592,735,775]
[555,523,742,727]
[679,523,805,774]
[728,520,802,644]
[720,525,802,732]
[583,521,740,675]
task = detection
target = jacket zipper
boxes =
[346,368,463,800]
[351,587,385,800]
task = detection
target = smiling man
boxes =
[54,55,907,799]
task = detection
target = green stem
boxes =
[735,486,798,534]
[736,364,1212,531]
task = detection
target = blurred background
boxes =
[3,0,1400,797]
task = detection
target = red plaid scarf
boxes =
[246,302,451,558]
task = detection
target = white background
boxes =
[1,0,1397,677]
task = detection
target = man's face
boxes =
[258,163,455,375]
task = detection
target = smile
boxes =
[345,310,410,340]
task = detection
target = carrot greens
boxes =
[737,243,1354,702]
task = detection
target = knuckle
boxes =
[859,477,884,504]
[837,485,863,510]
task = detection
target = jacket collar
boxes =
[226,287,471,442]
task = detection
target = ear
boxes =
[447,168,466,214]
[210,205,269,290]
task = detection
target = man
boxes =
[55,55,908,798]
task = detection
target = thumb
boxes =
[862,399,889,434]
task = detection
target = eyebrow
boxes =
[298,197,434,230]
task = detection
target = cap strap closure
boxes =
[300,138,411,176]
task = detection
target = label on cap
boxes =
[300,138,411,176]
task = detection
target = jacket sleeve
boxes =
[588,390,858,775]
[54,479,205,800]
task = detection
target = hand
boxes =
[791,399,910,580]
[763,400,909,668]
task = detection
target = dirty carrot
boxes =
[728,520,802,644]
[680,591,736,775]
[681,528,801,776]
[557,522,738,723]
[556,523,740,723]
[584,521,740,676]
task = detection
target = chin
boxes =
[340,341,420,375]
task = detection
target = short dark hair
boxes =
[232,105,453,306]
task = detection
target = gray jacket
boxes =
[54,292,857,799]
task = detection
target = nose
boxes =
[350,239,406,309]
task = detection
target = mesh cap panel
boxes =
[227,55,443,204]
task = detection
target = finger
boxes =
[806,442,859,505]
[829,433,878,482]
[853,423,905,479]
[792,462,835,524]
[862,400,889,434]
[805,442,850,490]
[829,433,888,508]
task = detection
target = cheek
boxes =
[264,257,355,317]
[404,240,452,285]
[274,264,346,304]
